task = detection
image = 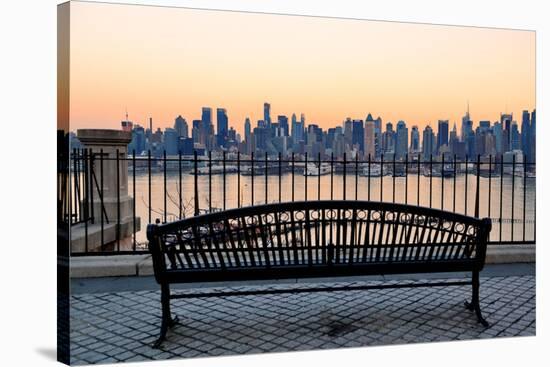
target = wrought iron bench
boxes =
[147,200,492,348]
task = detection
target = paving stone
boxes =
[70,275,535,364]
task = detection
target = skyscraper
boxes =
[216,108,228,135]
[521,110,531,163]
[244,117,252,154]
[437,119,449,152]
[264,102,271,126]
[501,113,513,153]
[216,108,228,147]
[422,125,435,161]
[164,128,178,155]
[493,122,503,155]
[352,119,364,152]
[201,107,212,125]
[291,113,299,143]
[293,115,305,142]
[374,117,382,157]
[510,122,520,151]
[244,118,251,140]
[479,120,491,132]
[364,120,376,159]
[344,118,353,149]
[395,120,408,159]
[277,115,289,136]
[174,115,188,138]
[382,122,395,154]
[461,104,472,142]
[410,126,420,153]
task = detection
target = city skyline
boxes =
[99,101,535,164]
[69,2,535,135]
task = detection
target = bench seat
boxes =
[147,200,491,347]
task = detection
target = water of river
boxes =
[128,172,535,244]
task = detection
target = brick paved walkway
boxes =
[70,275,535,365]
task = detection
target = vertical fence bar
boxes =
[453,154,457,212]
[511,154,516,241]
[304,152,308,201]
[355,154,359,201]
[100,148,104,247]
[116,148,121,251]
[194,151,199,216]
[521,154,527,243]
[251,152,255,205]
[417,154,420,206]
[318,152,321,201]
[405,154,408,205]
[487,155,493,218]
[72,148,78,224]
[178,152,182,219]
[464,155,468,216]
[223,151,227,210]
[343,153,346,200]
[279,152,282,203]
[532,162,537,241]
[83,149,89,252]
[291,153,295,202]
[392,156,396,203]
[208,151,212,212]
[89,149,94,224]
[264,152,268,205]
[132,150,136,251]
[163,150,167,223]
[330,153,334,200]
[237,152,241,208]
[380,154,384,202]
[148,150,151,224]
[367,154,371,201]
[499,155,504,242]
[475,155,480,218]
[441,155,444,210]
[429,154,433,208]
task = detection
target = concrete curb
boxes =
[70,255,150,278]
[69,245,535,278]
[486,244,535,264]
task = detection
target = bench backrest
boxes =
[148,201,491,279]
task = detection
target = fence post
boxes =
[475,155,480,218]
[194,151,199,216]
[74,129,139,253]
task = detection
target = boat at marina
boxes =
[359,163,382,177]
[190,164,238,175]
[303,163,331,176]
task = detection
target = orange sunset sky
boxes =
[68,1,535,135]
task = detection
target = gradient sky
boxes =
[69,1,535,135]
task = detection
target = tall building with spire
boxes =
[461,102,472,142]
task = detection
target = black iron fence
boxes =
[68,149,536,255]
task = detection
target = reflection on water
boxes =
[128,172,535,244]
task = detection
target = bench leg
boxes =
[464,270,489,327]
[153,283,180,349]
